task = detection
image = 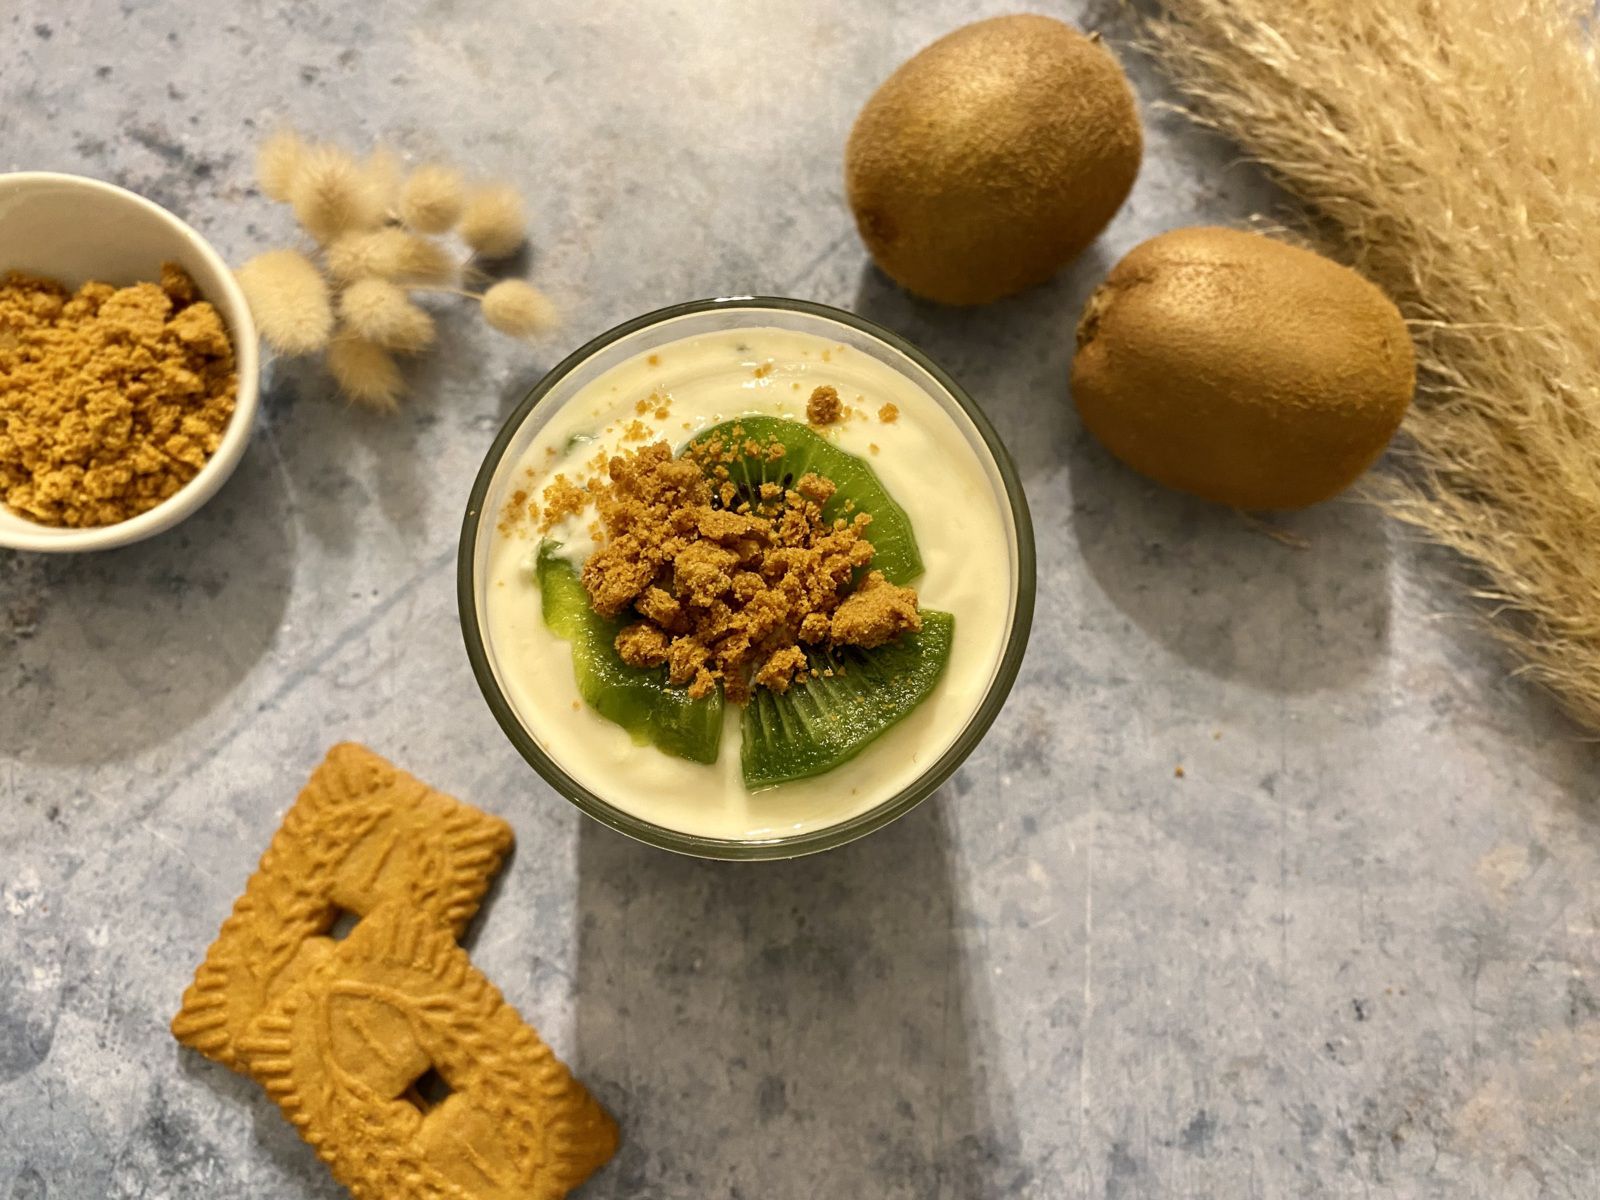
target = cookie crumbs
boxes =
[869,443,880,455]
[879,403,899,424]
[576,438,920,703]
[753,361,774,379]
[647,354,661,367]
[807,385,842,426]
[1174,766,1186,779]
[615,621,671,667]
[499,487,539,535]
[538,474,586,532]
[753,646,807,694]
[0,264,237,527]
[622,419,651,441]
[830,570,921,648]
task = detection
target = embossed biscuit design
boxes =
[241,902,619,1200]
[171,743,514,1072]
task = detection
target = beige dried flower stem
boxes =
[1145,0,1600,729]
[409,280,558,340]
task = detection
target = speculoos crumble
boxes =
[573,426,921,703]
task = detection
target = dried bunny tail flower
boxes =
[360,144,403,214]
[289,144,386,242]
[328,328,404,411]
[234,249,333,355]
[255,129,307,202]
[480,280,558,339]
[338,279,436,352]
[326,229,458,285]
[399,164,466,234]
[458,182,527,258]
[324,232,388,283]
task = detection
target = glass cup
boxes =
[458,297,1035,859]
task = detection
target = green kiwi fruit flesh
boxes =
[536,540,724,764]
[742,610,954,788]
[537,424,949,783]
[685,415,923,584]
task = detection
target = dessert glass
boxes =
[459,297,1034,860]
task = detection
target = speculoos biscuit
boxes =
[170,743,513,1072]
[240,901,618,1199]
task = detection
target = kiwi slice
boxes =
[535,540,723,764]
[684,415,924,585]
[741,610,954,789]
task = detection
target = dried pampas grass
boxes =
[1146,0,1600,728]
[235,249,332,355]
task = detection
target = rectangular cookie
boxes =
[171,742,513,1072]
[240,901,618,1199]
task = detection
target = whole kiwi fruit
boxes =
[1072,227,1415,509]
[845,15,1141,306]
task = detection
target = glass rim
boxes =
[457,295,1037,861]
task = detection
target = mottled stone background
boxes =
[3,2,1598,1197]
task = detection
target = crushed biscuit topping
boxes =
[0,264,236,527]
[538,475,587,533]
[499,486,537,535]
[575,435,921,702]
[806,385,842,426]
[878,402,899,423]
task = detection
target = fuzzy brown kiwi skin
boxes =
[1071,226,1416,510]
[846,15,1142,307]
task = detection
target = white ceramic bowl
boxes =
[0,172,259,553]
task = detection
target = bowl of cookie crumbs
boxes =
[0,172,258,553]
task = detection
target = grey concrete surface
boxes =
[3,2,1598,1197]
